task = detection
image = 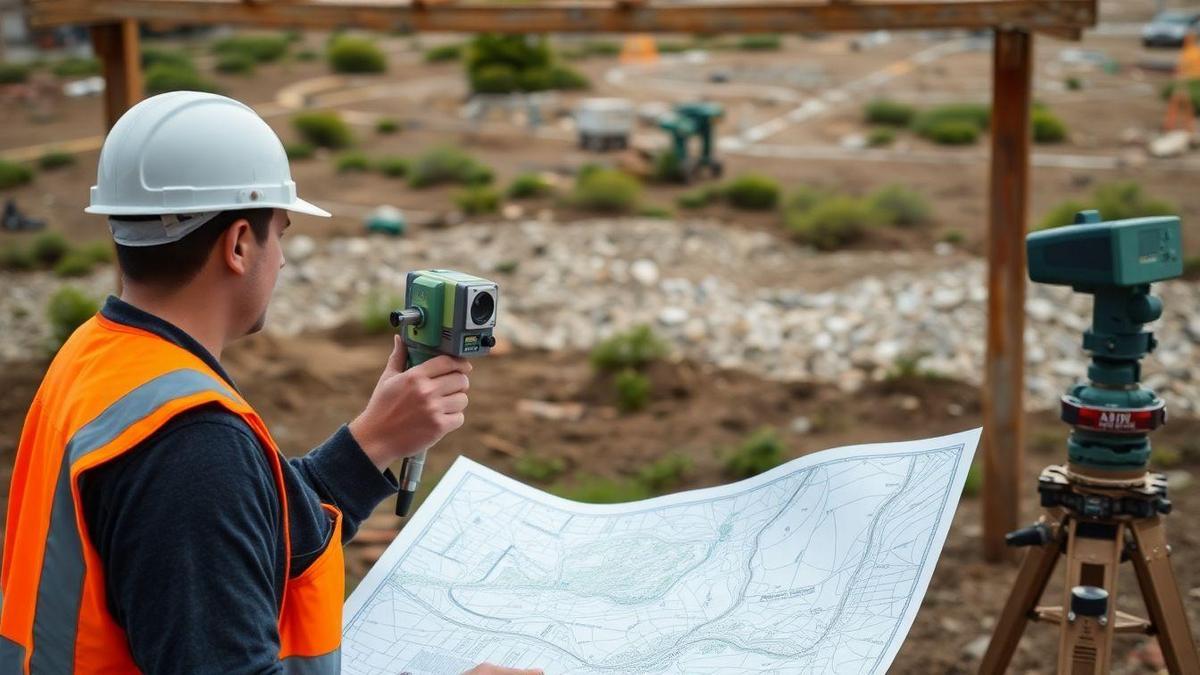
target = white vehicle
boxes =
[575,97,634,151]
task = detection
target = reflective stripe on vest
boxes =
[31,369,235,674]
[281,649,340,674]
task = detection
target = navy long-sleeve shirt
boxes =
[79,296,398,673]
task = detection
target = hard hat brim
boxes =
[86,197,332,218]
[288,197,332,218]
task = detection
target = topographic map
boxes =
[342,429,980,675]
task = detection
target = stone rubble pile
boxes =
[3,218,1198,413]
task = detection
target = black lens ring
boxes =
[470,291,495,325]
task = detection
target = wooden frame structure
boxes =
[29,0,1099,562]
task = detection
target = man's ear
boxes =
[220,218,254,276]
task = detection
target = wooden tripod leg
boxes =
[980,520,1062,674]
[1128,516,1200,675]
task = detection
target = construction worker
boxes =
[0,91,542,675]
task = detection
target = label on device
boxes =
[461,335,480,353]
[1061,396,1166,434]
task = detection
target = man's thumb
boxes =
[387,334,408,373]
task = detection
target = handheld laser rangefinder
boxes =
[1027,210,1181,473]
[389,270,499,516]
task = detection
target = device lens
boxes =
[471,292,495,325]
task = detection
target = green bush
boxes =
[408,146,493,188]
[31,232,70,266]
[724,428,787,479]
[0,243,34,271]
[38,150,75,170]
[518,67,553,92]
[285,142,316,160]
[80,241,114,264]
[737,34,782,51]
[864,99,915,127]
[867,127,896,147]
[867,185,931,228]
[1037,182,1175,230]
[571,168,641,213]
[636,454,691,492]
[941,229,966,245]
[213,34,290,63]
[454,186,501,215]
[1032,108,1067,143]
[785,185,831,215]
[0,63,30,84]
[590,325,667,372]
[47,287,98,349]
[507,173,552,199]
[912,103,990,138]
[425,43,463,63]
[470,63,518,94]
[615,369,651,412]
[563,40,620,59]
[53,251,95,278]
[547,65,589,90]
[327,36,387,74]
[652,151,686,184]
[723,173,781,210]
[51,57,101,78]
[1065,76,1083,91]
[962,463,982,497]
[335,151,372,173]
[292,111,354,149]
[553,475,650,504]
[215,52,256,75]
[377,156,410,178]
[375,117,400,134]
[361,290,403,334]
[922,119,979,145]
[144,63,221,96]
[785,195,879,251]
[676,186,719,209]
[141,48,193,70]
[0,160,34,189]
[514,452,565,482]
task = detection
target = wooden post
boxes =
[983,28,1032,562]
[90,19,143,130]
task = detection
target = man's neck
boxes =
[119,286,228,360]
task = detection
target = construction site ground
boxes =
[2,0,1200,671]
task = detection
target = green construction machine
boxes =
[657,102,724,182]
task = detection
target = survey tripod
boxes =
[980,214,1200,674]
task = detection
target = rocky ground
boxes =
[5,217,1199,414]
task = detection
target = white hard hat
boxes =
[88,91,329,245]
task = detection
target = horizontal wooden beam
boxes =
[30,0,1096,34]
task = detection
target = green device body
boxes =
[1027,210,1182,473]
[390,269,499,516]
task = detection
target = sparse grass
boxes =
[724,428,787,479]
[424,43,463,63]
[215,52,256,75]
[293,111,354,149]
[0,243,34,271]
[940,229,966,245]
[737,34,782,51]
[335,151,372,173]
[571,168,641,214]
[1037,182,1175,230]
[912,103,990,138]
[144,62,221,96]
[590,325,668,372]
[637,204,675,219]
[507,173,553,199]
[285,142,316,161]
[213,34,290,63]
[47,287,98,349]
[53,251,95,278]
[636,454,692,492]
[615,369,651,412]
[38,150,75,170]
[0,63,30,84]
[1065,76,1083,91]
[864,99,915,127]
[494,260,520,274]
[514,452,566,482]
[361,290,403,334]
[0,160,33,189]
[454,186,501,215]
[375,117,400,134]
[80,242,114,264]
[328,36,387,74]
[676,185,720,210]
[922,119,979,145]
[552,475,651,504]
[408,146,493,188]
[784,195,879,251]
[51,57,101,78]
[867,185,931,228]
[866,127,896,147]
[377,156,410,178]
[652,151,686,184]
[885,351,948,382]
[1032,108,1067,144]
[723,173,780,211]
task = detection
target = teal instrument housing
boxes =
[1027,210,1182,473]
[391,269,499,367]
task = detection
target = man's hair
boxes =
[115,208,273,289]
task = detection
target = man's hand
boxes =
[349,334,472,471]
[462,664,543,675]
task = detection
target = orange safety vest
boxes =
[0,313,344,673]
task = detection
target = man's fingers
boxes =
[439,392,469,414]
[429,372,470,396]
[411,354,472,379]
